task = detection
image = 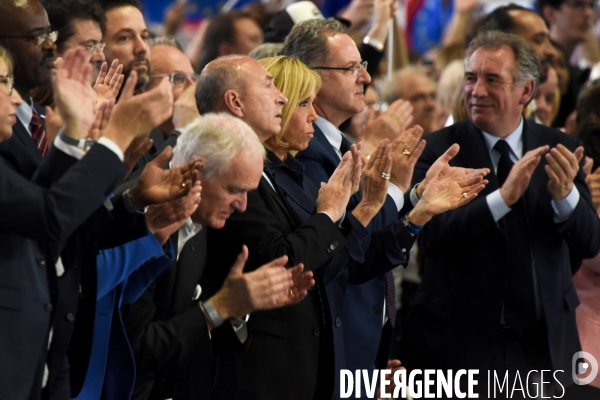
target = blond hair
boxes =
[0,46,13,75]
[259,56,321,154]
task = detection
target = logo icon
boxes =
[572,351,599,385]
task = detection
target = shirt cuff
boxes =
[54,135,86,160]
[232,320,249,343]
[486,189,512,222]
[387,183,404,211]
[319,210,346,227]
[552,186,580,223]
[97,137,124,162]
[410,184,420,207]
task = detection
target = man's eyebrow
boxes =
[27,26,50,35]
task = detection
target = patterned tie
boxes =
[494,140,536,334]
[385,271,396,327]
[30,110,47,157]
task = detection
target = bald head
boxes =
[0,0,55,96]
[195,55,288,143]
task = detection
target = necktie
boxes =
[30,110,48,157]
[494,140,536,334]
[339,135,351,156]
[385,271,396,327]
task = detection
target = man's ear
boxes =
[223,89,244,118]
[520,79,536,105]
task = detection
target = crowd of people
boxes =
[2,0,600,399]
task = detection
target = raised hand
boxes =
[389,125,426,192]
[93,60,124,101]
[284,264,315,305]
[585,164,600,212]
[209,246,298,322]
[545,144,583,201]
[316,150,358,222]
[500,145,549,206]
[101,71,173,151]
[172,83,200,130]
[52,48,97,139]
[87,99,114,140]
[352,140,392,226]
[417,144,490,198]
[362,99,414,156]
[128,146,201,209]
[146,182,202,244]
[122,134,153,176]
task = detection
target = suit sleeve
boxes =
[0,145,126,257]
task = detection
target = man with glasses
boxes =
[42,0,107,78]
[0,0,58,178]
[138,37,198,169]
[281,17,423,397]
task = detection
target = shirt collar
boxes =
[16,99,34,134]
[315,116,343,152]
[480,116,524,160]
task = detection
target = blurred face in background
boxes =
[534,67,559,126]
[0,58,24,141]
[56,19,105,77]
[147,44,196,101]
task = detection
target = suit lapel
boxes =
[13,121,43,162]
[170,229,207,315]
[271,169,316,217]
[313,123,343,173]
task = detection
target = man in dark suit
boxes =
[0,0,57,178]
[122,113,313,400]
[280,18,427,397]
[399,31,600,395]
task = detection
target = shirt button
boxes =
[44,303,53,313]
[37,256,46,266]
[313,328,321,336]
[401,248,407,253]
[66,313,75,322]
[374,305,383,314]
[335,317,342,327]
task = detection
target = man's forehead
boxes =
[151,45,194,73]
[106,6,146,31]
[509,9,548,36]
[0,0,49,33]
[326,33,361,63]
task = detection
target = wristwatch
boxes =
[58,130,96,151]
[401,214,424,235]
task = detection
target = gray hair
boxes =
[379,66,428,104]
[249,43,284,60]
[195,55,246,115]
[465,31,540,97]
[148,36,183,51]
[172,113,265,180]
[279,17,346,67]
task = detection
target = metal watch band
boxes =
[200,300,224,329]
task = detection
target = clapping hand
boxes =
[93,60,124,101]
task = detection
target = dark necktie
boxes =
[494,140,536,334]
[339,135,351,156]
[385,271,396,327]
[30,110,48,157]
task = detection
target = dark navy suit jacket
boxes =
[399,119,600,387]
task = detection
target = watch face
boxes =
[401,215,410,228]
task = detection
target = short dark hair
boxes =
[537,0,565,11]
[480,3,535,33]
[98,0,141,13]
[197,11,255,72]
[40,0,106,52]
[279,18,346,68]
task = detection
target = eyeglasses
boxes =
[2,31,58,48]
[564,0,596,10]
[84,42,105,55]
[151,72,199,87]
[312,61,368,76]
[0,75,14,96]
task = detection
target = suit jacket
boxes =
[203,172,347,400]
[398,119,600,386]
[0,144,126,400]
[0,101,45,179]
[296,123,405,390]
[267,151,414,398]
[122,228,244,400]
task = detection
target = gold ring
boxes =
[402,149,412,156]
[181,182,186,188]
[289,288,294,298]
[460,192,468,199]
[381,172,391,180]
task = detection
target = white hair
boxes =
[172,113,265,181]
